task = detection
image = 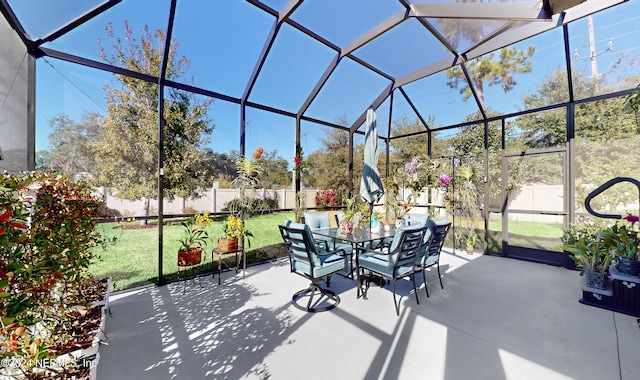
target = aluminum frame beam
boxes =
[465,0,626,59]
[409,2,551,22]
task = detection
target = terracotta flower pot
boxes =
[178,248,202,266]
[217,238,238,252]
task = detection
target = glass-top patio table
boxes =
[311,226,398,298]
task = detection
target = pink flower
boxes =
[439,173,451,186]
[624,213,639,226]
[294,157,302,166]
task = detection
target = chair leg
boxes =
[411,273,420,305]
[356,265,361,299]
[292,281,340,313]
[392,279,400,316]
[437,262,443,289]
[305,285,316,310]
[423,268,430,298]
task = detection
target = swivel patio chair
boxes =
[416,219,451,298]
[356,224,429,315]
[279,221,347,312]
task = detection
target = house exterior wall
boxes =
[0,16,35,173]
[0,17,35,173]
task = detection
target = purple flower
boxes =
[404,157,420,176]
[439,173,451,186]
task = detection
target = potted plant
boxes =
[177,213,210,266]
[231,147,263,220]
[563,224,614,289]
[465,233,478,255]
[218,214,253,252]
[600,219,640,276]
[338,196,358,234]
[387,199,412,227]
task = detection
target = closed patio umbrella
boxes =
[360,107,385,227]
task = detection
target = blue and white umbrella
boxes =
[360,108,385,212]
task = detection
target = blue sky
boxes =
[27,0,640,164]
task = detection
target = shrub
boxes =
[223,197,279,214]
[0,172,110,373]
[182,206,198,214]
[315,189,339,207]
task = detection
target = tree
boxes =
[388,116,431,165]
[200,149,237,188]
[45,113,103,176]
[92,22,213,215]
[257,150,291,189]
[35,150,52,172]
[446,46,535,108]
[440,1,535,108]
[517,67,640,215]
[306,119,363,200]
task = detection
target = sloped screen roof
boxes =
[0,0,634,150]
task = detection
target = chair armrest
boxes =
[369,239,390,250]
[358,246,393,256]
[317,248,346,257]
[314,239,329,251]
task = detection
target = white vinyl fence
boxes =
[104,188,319,217]
[104,185,564,221]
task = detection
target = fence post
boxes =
[213,188,217,213]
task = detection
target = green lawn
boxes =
[488,219,564,238]
[487,219,564,252]
[90,213,566,290]
[89,212,294,290]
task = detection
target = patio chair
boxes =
[279,221,347,312]
[379,213,431,249]
[356,224,429,315]
[403,213,430,227]
[304,212,353,253]
[416,219,451,298]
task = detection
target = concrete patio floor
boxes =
[98,250,640,380]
